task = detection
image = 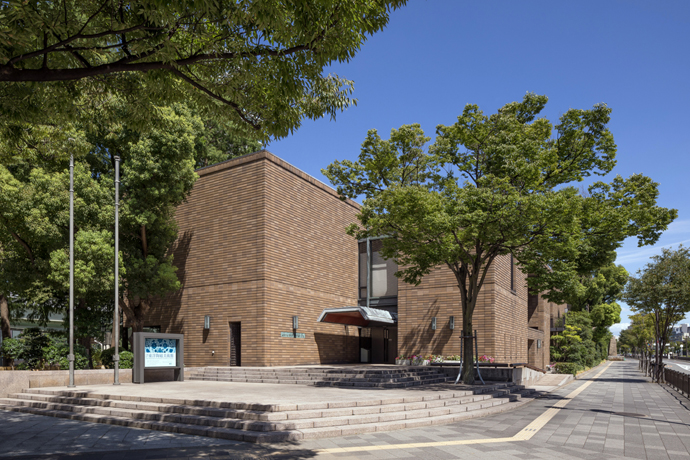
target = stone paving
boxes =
[1,361,689,459]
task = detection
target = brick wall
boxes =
[145,151,360,366]
[397,253,531,364]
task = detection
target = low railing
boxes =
[665,367,690,397]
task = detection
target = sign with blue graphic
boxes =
[144,338,177,367]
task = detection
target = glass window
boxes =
[357,239,398,299]
[371,249,398,298]
[359,242,368,299]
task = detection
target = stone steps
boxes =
[189,366,455,388]
[0,384,536,443]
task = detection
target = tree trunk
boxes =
[120,295,148,351]
[461,312,475,384]
[0,294,10,367]
[76,298,94,369]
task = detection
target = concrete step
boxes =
[0,383,533,443]
[0,403,301,443]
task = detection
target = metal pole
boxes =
[455,330,464,384]
[113,156,120,385]
[68,154,75,388]
[475,330,485,385]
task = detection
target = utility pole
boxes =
[113,156,120,385]
[68,153,75,388]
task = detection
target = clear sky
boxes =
[271,0,690,336]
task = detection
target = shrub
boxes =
[42,336,89,370]
[553,362,581,375]
[101,347,133,369]
[20,328,50,369]
[0,338,23,368]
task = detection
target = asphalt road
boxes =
[663,359,690,375]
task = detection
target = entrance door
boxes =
[229,322,241,366]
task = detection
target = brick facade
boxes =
[144,151,563,368]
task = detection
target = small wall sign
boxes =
[281,332,306,339]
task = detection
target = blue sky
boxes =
[271,0,690,336]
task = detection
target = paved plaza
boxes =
[1,361,690,459]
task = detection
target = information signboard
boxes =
[133,332,184,384]
[144,337,177,367]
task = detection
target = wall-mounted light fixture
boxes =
[537,339,542,349]
[431,317,437,330]
[293,316,299,330]
[449,316,455,330]
[204,315,210,330]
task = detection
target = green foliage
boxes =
[0,329,88,370]
[618,313,654,354]
[553,362,581,375]
[0,337,22,367]
[42,335,89,370]
[119,351,133,370]
[625,246,690,382]
[0,0,407,140]
[0,96,259,335]
[550,325,583,363]
[100,347,132,369]
[324,93,676,384]
[19,327,50,369]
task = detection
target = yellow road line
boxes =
[317,362,612,454]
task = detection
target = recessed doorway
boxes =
[229,322,241,366]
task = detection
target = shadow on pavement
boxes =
[1,443,318,459]
[550,406,690,427]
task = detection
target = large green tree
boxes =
[0,0,406,139]
[0,98,256,357]
[624,246,690,383]
[325,94,676,384]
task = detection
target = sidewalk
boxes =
[1,361,689,459]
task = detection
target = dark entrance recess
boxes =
[359,328,372,363]
[383,328,390,363]
[229,322,241,366]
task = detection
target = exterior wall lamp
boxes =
[431,317,437,330]
[449,316,455,330]
[204,315,210,330]
[293,316,299,330]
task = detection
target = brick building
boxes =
[143,151,563,369]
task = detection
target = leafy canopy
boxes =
[325,93,676,383]
[624,246,690,381]
[0,0,406,139]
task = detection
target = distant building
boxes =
[670,324,690,343]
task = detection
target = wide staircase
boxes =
[189,366,453,388]
[0,383,537,443]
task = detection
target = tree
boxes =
[324,94,676,383]
[624,246,690,382]
[0,0,406,139]
[618,313,654,356]
[0,96,255,358]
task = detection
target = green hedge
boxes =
[553,362,581,375]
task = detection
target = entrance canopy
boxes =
[317,306,396,327]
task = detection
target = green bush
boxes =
[0,337,23,368]
[101,347,133,369]
[42,335,89,370]
[554,362,581,375]
[20,328,50,369]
